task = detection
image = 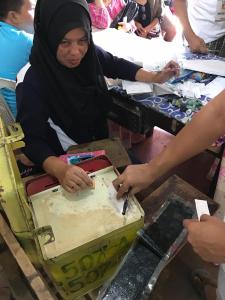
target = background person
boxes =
[0,0,34,117]
[174,0,225,56]
[135,0,163,39]
[89,0,135,32]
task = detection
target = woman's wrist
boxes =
[150,71,162,83]
[43,156,67,180]
[135,68,158,83]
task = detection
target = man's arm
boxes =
[174,0,207,53]
[114,89,225,197]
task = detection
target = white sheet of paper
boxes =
[182,60,225,77]
[122,80,152,94]
[107,182,124,213]
[203,76,225,98]
[195,199,210,221]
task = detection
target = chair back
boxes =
[0,77,16,126]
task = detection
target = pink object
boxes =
[59,150,106,164]
[89,0,125,29]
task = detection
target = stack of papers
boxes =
[182,60,225,77]
[122,80,152,94]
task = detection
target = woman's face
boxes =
[56,28,89,68]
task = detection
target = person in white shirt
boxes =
[174,0,225,57]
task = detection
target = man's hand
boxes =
[183,215,225,263]
[113,163,153,199]
[187,34,208,54]
[154,60,180,83]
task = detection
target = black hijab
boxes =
[30,0,111,143]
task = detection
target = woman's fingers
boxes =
[64,183,79,193]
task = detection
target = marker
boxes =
[122,193,129,215]
[207,49,219,53]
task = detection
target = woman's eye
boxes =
[79,38,88,44]
[60,41,70,47]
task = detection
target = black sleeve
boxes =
[16,69,63,166]
[95,45,141,81]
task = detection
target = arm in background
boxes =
[173,0,207,53]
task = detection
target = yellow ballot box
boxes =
[0,118,144,299]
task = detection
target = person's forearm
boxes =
[147,90,225,181]
[174,0,196,41]
[43,156,67,179]
[135,68,158,83]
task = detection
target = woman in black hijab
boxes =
[17,0,179,192]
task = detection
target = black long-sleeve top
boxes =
[16,45,141,166]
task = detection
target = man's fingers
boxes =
[200,45,208,53]
[131,186,140,195]
[113,176,123,191]
[183,218,198,228]
[200,214,212,222]
[116,183,131,199]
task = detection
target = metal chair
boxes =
[0,77,16,126]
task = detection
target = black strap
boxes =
[110,0,138,28]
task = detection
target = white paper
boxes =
[93,28,180,68]
[182,60,225,77]
[195,199,210,221]
[153,83,182,96]
[203,76,225,98]
[122,80,152,94]
[107,182,124,213]
[176,81,206,98]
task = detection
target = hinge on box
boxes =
[33,225,55,245]
[0,122,24,147]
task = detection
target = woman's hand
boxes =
[113,163,154,199]
[43,156,93,193]
[58,164,93,193]
[144,18,159,35]
[135,21,147,38]
[154,60,180,83]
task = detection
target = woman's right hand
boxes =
[58,164,93,193]
[43,156,93,193]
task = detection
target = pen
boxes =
[122,193,129,215]
[207,49,220,53]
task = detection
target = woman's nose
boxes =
[69,43,80,56]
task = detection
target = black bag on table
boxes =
[110,0,138,29]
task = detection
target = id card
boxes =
[216,0,225,21]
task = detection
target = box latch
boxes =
[33,225,55,245]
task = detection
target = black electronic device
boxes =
[98,196,196,300]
